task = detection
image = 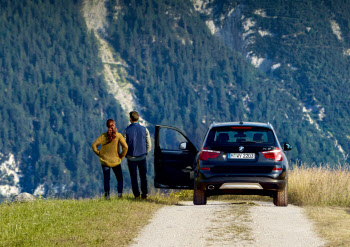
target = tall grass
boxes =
[289,164,350,206]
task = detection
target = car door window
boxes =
[159,128,187,150]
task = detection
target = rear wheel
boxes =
[273,182,288,206]
[193,184,207,205]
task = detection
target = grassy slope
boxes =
[1,167,349,246]
[0,194,179,247]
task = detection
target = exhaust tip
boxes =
[208,185,215,190]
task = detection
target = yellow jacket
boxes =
[92,133,128,167]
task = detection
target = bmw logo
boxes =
[239,146,244,152]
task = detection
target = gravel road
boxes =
[129,201,325,247]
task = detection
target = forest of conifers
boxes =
[0,0,349,198]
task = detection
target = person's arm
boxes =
[146,128,152,153]
[91,135,102,156]
[119,135,128,159]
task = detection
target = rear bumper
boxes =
[195,176,287,195]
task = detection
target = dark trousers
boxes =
[127,158,148,198]
[101,165,123,197]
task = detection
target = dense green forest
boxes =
[0,0,348,198]
[238,0,350,162]
[0,0,128,197]
[107,0,343,163]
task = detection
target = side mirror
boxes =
[282,142,292,151]
[179,142,188,150]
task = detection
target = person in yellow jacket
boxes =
[92,119,128,199]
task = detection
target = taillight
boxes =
[272,167,283,171]
[199,147,220,161]
[262,147,283,161]
[200,167,211,171]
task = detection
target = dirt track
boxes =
[129,201,325,247]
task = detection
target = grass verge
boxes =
[305,206,350,247]
[289,165,350,246]
[0,193,179,247]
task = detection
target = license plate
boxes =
[228,153,255,159]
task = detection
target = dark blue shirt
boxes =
[124,123,147,157]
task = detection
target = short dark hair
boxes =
[129,111,139,122]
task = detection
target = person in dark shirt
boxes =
[123,111,151,199]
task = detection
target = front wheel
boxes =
[273,182,288,206]
[193,184,207,205]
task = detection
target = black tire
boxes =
[193,184,207,205]
[273,182,288,206]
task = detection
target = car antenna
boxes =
[239,121,243,125]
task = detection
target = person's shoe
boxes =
[118,193,123,198]
[135,196,141,200]
[141,194,148,200]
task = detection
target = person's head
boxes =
[129,111,139,123]
[106,119,118,142]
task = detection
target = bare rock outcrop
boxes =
[14,192,35,203]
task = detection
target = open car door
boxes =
[154,125,198,189]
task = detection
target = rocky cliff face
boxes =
[192,1,271,71]
[0,153,20,197]
[82,0,148,126]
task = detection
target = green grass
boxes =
[0,193,179,247]
[2,165,350,246]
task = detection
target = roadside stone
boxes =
[14,192,35,203]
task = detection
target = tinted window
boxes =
[159,128,187,150]
[205,126,275,147]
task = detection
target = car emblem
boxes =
[239,146,244,152]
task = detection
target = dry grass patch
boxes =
[289,165,350,246]
[206,202,255,246]
[305,206,350,247]
[289,165,350,206]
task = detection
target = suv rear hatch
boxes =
[200,126,282,175]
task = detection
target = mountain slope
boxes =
[195,0,350,161]
[0,0,128,198]
[104,0,344,164]
[1,0,348,199]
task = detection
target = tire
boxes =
[193,183,207,205]
[273,182,288,206]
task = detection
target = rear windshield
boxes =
[205,126,275,147]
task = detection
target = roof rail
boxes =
[267,122,274,129]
